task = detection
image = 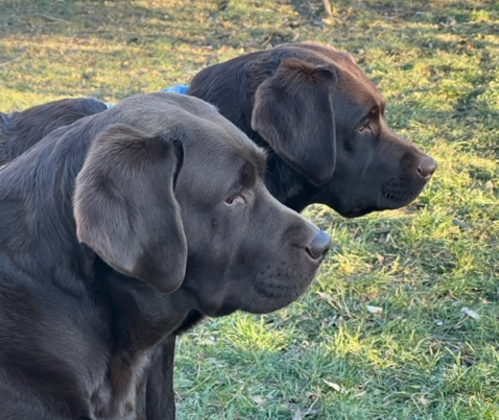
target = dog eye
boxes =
[358,119,370,132]
[225,194,246,206]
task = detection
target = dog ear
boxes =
[251,58,337,186]
[74,123,187,294]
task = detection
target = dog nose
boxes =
[417,155,437,180]
[306,230,331,262]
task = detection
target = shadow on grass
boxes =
[289,0,498,52]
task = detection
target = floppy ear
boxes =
[74,123,187,293]
[251,58,337,186]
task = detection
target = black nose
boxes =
[306,230,331,262]
[417,155,437,180]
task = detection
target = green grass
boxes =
[1,1,498,418]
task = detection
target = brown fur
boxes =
[0,97,106,165]
[188,42,437,215]
[0,43,437,419]
[0,92,329,419]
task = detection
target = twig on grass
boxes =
[36,13,70,23]
[0,53,26,68]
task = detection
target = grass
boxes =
[1,0,498,419]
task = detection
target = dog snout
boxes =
[417,155,437,180]
[305,230,331,262]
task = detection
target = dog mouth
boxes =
[337,177,428,218]
[379,177,427,209]
[214,279,310,317]
[252,263,317,304]
[184,251,323,317]
[255,278,308,300]
[381,188,411,206]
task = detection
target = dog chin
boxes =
[339,205,374,218]
[213,297,292,317]
[235,298,298,315]
[378,193,421,211]
[342,191,423,217]
[214,287,309,316]
[214,305,238,317]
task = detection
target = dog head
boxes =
[72,93,329,314]
[189,43,437,216]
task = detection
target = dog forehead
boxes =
[283,43,361,74]
[117,91,218,120]
[184,118,266,175]
[112,92,266,173]
[157,94,267,174]
[270,44,382,103]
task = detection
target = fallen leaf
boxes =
[323,379,341,392]
[461,307,480,320]
[366,305,383,314]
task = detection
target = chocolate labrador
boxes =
[0,42,436,419]
[1,43,437,216]
[0,92,330,419]
[188,42,437,214]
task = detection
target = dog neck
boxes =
[91,259,193,419]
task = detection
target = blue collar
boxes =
[161,84,189,94]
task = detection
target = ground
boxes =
[1,1,498,419]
